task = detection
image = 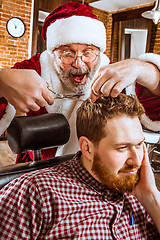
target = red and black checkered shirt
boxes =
[0,152,159,239]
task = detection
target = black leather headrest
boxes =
[7,113,70,154]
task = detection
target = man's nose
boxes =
[71,56,86,68]
[126,146,142,166]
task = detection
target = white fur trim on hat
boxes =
[0,103,16,136]
[47,15,106,53]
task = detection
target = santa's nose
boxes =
[71,56,86,68]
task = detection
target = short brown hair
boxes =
[76,93,145,143]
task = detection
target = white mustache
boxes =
[69,68,89,75]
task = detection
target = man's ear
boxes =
[79,136,94,161]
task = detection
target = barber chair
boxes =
[0,113,159,190]
[0,113,74,189]
[143,128,160,173]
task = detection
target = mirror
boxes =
[122,28,148,59]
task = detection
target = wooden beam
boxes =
[31,0,39,56]
[113,5,154,22]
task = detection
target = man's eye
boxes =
[117,146,127,151]
[136,142,143,148]
[84,50,92,56]
[63,51,74,57]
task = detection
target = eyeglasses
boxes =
[57,50,99,65]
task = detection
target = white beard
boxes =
[39,50,110,156]
[52,53,100,93]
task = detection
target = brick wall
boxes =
[0,0,32,68]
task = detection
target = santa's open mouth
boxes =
[72,74,87,83]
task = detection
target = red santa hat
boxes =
[41,2,106,53]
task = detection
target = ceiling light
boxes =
[141,0,160,24]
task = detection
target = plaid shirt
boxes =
[0,152,159,240]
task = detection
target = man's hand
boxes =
[132,143,157,198]
[89,59,160,102]
[132,143,160,233]
[0,68,54,112]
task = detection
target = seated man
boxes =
[0,94,160,239]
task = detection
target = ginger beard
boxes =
[92,153,141,193]
[53,55,100,93]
